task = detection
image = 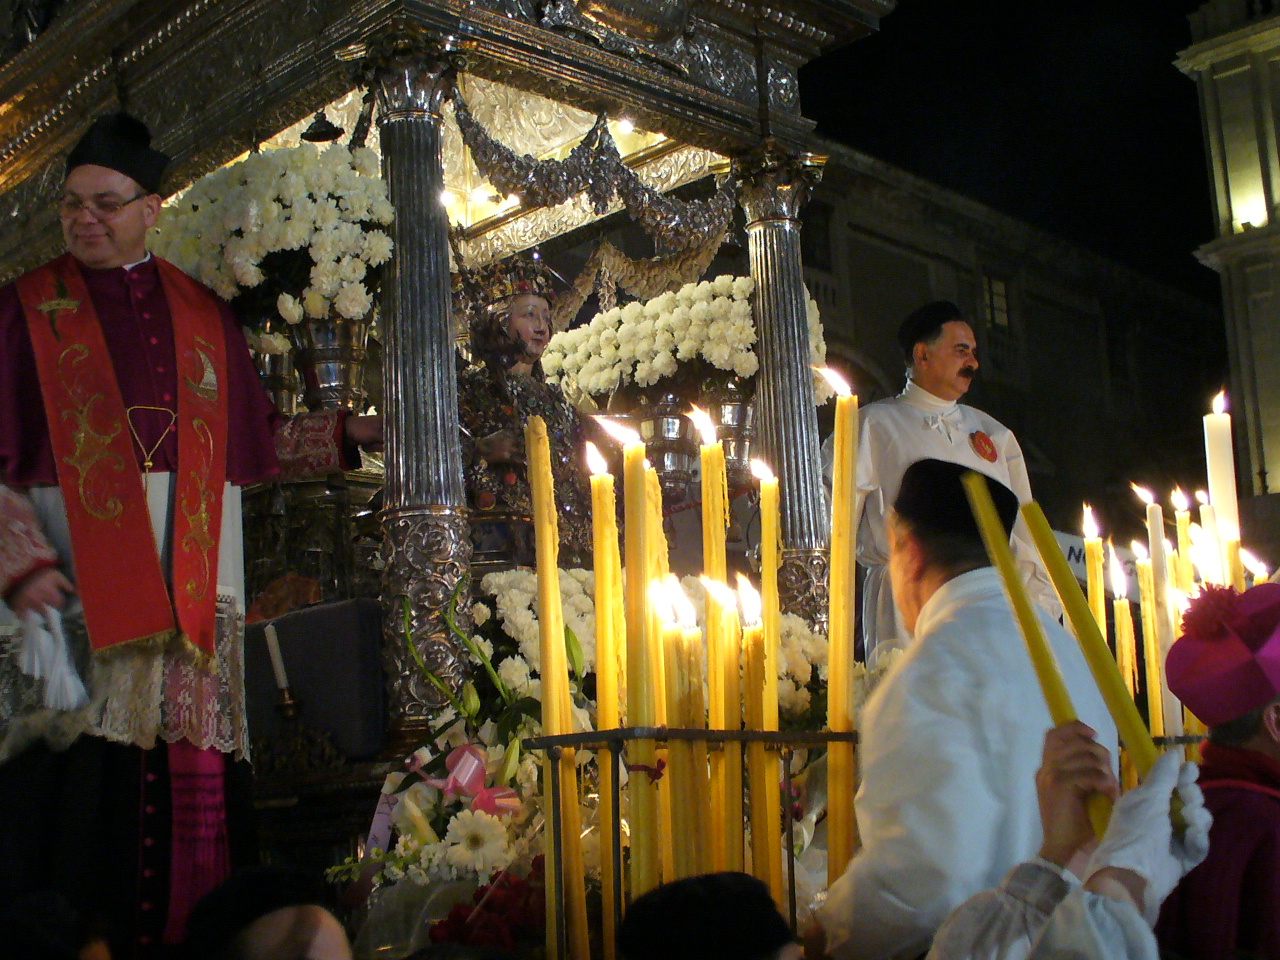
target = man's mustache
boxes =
[959,367,977,379]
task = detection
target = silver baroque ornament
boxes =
[779,548,830,634]
[451,88,736,252]
[379,507,473,730]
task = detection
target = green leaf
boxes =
[564,624,585,681]
[389,770,424,794]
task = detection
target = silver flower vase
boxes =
[292,312,374,411]
[701,375,757,488]
[253,348,300,417]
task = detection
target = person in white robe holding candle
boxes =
[807,459,1114,960]
[822,302,1059,665]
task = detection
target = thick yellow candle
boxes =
[673,578,712,875]
[1083,504,1106,636]
[645,467,677,883]
[738,575,784,907]
[1133,486,1182,738]
[702,577,745,871]
[1204,390,1240,545]
[1171,488,1195,593]
[1227,538,1246,592]
[1109,543,1139,701]
[585,443,621,957]
[525,416,589,959]
[690,407,730,868]
[1195,492,1224,585]
[655,581,699,880]
[819,368,859,884]
[1132,542,1166,740]
[594,416,659,897]
[1023,503,1159,779]
[964,473,1110,836]
[750,461,785,904]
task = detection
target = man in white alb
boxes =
[822,301,1059,664]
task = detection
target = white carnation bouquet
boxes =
[541,274,834,404]
[151,142,395,330]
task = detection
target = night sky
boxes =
[798,0,1219,303]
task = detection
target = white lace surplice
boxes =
[0,477,249,760]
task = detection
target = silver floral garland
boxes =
[451,89,736,252]
[550,230,729,330]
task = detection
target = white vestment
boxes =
[927,860,1158,960]
[0,477,248,761]
[821,380,1061,664]
[816,568,1116,960]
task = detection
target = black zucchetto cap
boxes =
[894,458,1018,544]
[897,300,964,365]
[66,112,169,193]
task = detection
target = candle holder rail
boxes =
[522,726,859,953]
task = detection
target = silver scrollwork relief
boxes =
[779,548,830,633]
[541,0,690,74]
[380,507,474,737]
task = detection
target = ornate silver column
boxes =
[737,140,830,628]
[373,36,472,744]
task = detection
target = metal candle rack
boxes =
[522,726,858,956]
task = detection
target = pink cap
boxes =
[1167,583,1280,727]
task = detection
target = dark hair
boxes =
[1207,698,1276,746]
[618,872,794,960]
[897,300,964,367]
[892,459,1018,576]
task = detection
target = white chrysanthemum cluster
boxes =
[542,275,834,404]
[151,142,394,323]
[481,568,597,678]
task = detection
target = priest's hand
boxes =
[9,567,75,617]
[345,414,383,451]
[1035,721,1118,871]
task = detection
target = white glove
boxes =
[1084,749,1213,924]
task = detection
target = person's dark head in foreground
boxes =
[897,300,979,401]
[888,458,1018,634]
[182,866,351,960]
[618,872,800,960]
[0,891,111,960]
[1167,581,1280,760]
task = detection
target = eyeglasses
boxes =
[57,191,148,220]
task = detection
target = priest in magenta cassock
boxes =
[0,113,380,956]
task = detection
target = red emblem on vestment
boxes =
[969,431,998,463]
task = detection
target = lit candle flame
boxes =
[1130,483,1154,506]
[814,366,852,398]
[1212,390,1227,416]
[1168,585,1191,615]
[585,441,609,477]
[687,405,718,447]
[666,575,698,630]
[736,574,763,627]
[1241,547,1270,580]
[700,576,737,611]
[1195,490,1209,506]
[750,459,775,483]
[594,416,641,447]
[1189,523,1220,583]
[1108,541,1128,599]
[1171,487,1190,512]
[648,578,674,626]
[1082,503,1099,540]
[1131,539,1149,562]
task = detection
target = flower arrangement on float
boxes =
[150,142,395,350]
[540,274,834,404]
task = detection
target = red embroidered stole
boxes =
[17,254,228,657]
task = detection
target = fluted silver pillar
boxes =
[374,40,472,742]
[738,142,830,628]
